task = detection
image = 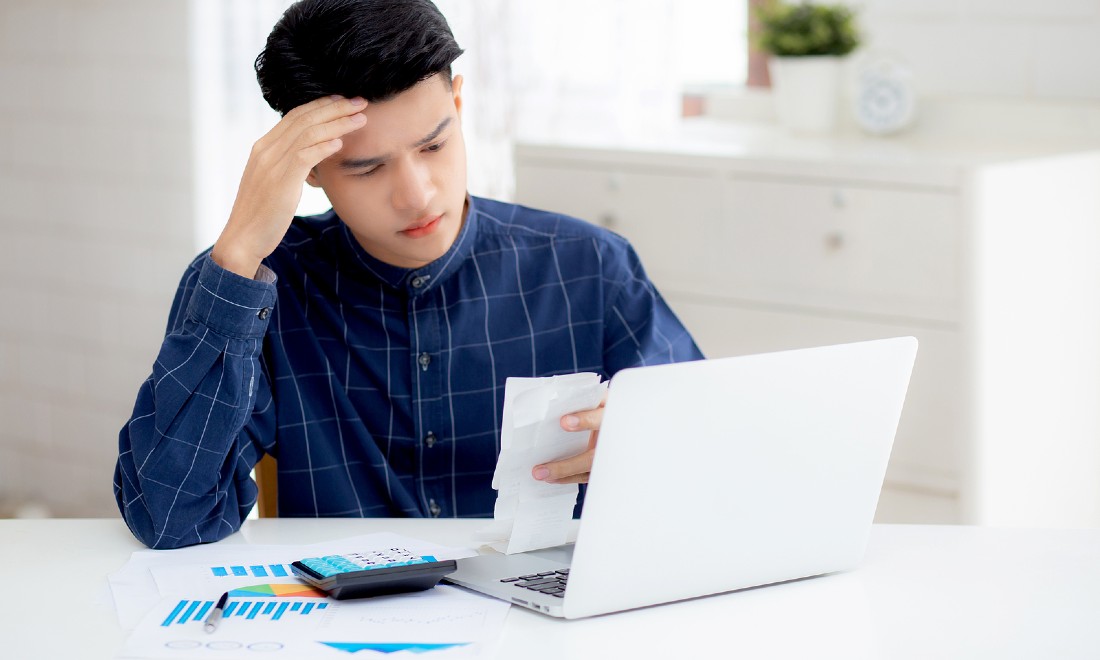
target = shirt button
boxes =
[424,432,437,448]
[257,307,271,320]
[418,352,431,370]
[428,499,441,518]
[410,275,426,289]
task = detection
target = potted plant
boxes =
[755,1,861,133]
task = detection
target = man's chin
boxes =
[388,241,452,270]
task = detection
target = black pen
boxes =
[203,592,229,634]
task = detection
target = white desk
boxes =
[3,519,1098,659]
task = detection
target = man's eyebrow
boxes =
[411,117,452,148]
[338,155,385,170]
[338,117,453,170]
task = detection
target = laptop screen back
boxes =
[562,337,917,618]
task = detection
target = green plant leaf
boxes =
[754,1,861,57]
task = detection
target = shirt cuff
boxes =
[187,255,278,339]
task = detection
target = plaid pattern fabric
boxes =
[115,196,703,548]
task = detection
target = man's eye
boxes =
[424,141,446,153]
[355,167,380,177]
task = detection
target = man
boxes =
[114,0,702,549]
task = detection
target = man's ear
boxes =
[305,167,322,188]
[452,74,464,116]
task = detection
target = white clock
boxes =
[853,57,916,136]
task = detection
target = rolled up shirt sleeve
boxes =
[114,253,278,549]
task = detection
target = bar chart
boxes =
[160,599,329,626]
[209,563,294,578]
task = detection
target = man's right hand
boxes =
[211,95,368,279]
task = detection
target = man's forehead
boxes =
[335,114,453,168]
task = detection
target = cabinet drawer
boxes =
[514,162,722,292]
[666,296,964,496]
[720,178,961,323]
[514,162,611,222]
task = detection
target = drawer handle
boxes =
[824,232,845,251]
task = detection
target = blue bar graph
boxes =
[209,563,294,578]
[162,600,188,627]
[179,601,200,624]
[160,599,328,626]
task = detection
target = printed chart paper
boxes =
[107,532,476,630]
[110,532,503,659]
[118,584,509,659]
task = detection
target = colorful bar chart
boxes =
[160,599,328,626]
[209,563,294,578]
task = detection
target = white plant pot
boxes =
[769,56,842,134]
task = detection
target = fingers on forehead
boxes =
[290,96,360,123]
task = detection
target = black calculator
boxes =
[290,548,457,600]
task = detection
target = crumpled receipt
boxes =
[476,373,607,554]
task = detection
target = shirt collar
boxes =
[338,195,480,295]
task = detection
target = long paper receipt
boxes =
[478,373,606,554]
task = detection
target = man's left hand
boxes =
[531,396,606,484]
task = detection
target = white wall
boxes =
[857,0,1100,101]
[1,0,1098,518]
[0,0,197,516]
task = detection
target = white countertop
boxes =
[516,117,1100,188]
[3,518,1099,659]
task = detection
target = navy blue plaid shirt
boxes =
[115,195,702,548]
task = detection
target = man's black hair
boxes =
[255,0,464,115]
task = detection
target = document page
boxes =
[119,584,508,659]
[110,532,504,659]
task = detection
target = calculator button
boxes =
[551,592,565,598]
[500,577,522,583]
[556,569,570,575]
[519,574,539,580]
[536,571,556,576]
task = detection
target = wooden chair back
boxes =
[254,454,278,518]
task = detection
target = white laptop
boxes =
[444,337,918,618]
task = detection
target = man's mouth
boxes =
[400,214,443,238]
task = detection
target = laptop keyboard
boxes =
[499,568,569,597]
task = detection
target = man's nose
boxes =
[392,161,435,211]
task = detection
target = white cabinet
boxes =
[719,179,960,323]
[514,136,1100,527]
